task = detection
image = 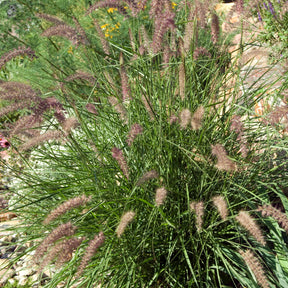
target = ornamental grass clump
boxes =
[2,0,288,287]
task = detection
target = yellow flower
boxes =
[68,46,73,54]
[101,23,109,29]
[107,7,117,13]
[171,2,177,9]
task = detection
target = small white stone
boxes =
[0,264,15,285]
[42,266,56,278]
[17,267,34,277]
[25,240,34,248]
[56,281,66,288]
[7,278,16,285]
[18,276,28,286]
[30,272,39,283]
[18,254,35,268]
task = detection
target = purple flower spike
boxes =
[268,1,275,14]
[258,11,262,21]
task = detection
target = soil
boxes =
[218,3,288,114]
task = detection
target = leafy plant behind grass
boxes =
[1,0,288,287]
[250,0,288,63]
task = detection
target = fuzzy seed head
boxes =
[183,8,197,54]
[162,44,172,68]
[190,201,204,231]
[43,195,92,225]
[86,103,98,114]
[0,81,38,101]
[35,13,66,25]
[0,47,36,70]
[212,144,227,159]
[152,10,176,54]
[41,24,85,46]
[239,142,248,158]
[104,71,117,91]
[149,0,165,18]
[127,123,143,146]
[116,211,136,237]
[35,222,77,262]
[61,71,96,91]
[39,237,84,271]
[108,96,128,124]
[212,196,228,220]
[76,232,105,277]
[155,187,168,207]
[10,115,42,137]
[239,249,269,288]
[179,109,191,129]
[266,106,288,126]
[236,210,266,246]
[72,16,88,44]
[258,204,288,233]
[236,0,244,14]
[141,25,152,54]
[211,144,237,172]
[230,115,248,157]
[120,63,131,101]
[0,102,35,122]
[193,47,211,60]
[211,13,219,45]
[112,147,129,179]
[191,106,204,130]
[195,1,208,28]
[141,95,155,121]
[136,170,159,186]
[20,130,63,151]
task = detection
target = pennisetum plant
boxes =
[1,0,288,287]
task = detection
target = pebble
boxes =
[0,220,44,287]
[0,217,77,287]
[0,258,15,286]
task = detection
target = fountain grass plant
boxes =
[1,0,288,287]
